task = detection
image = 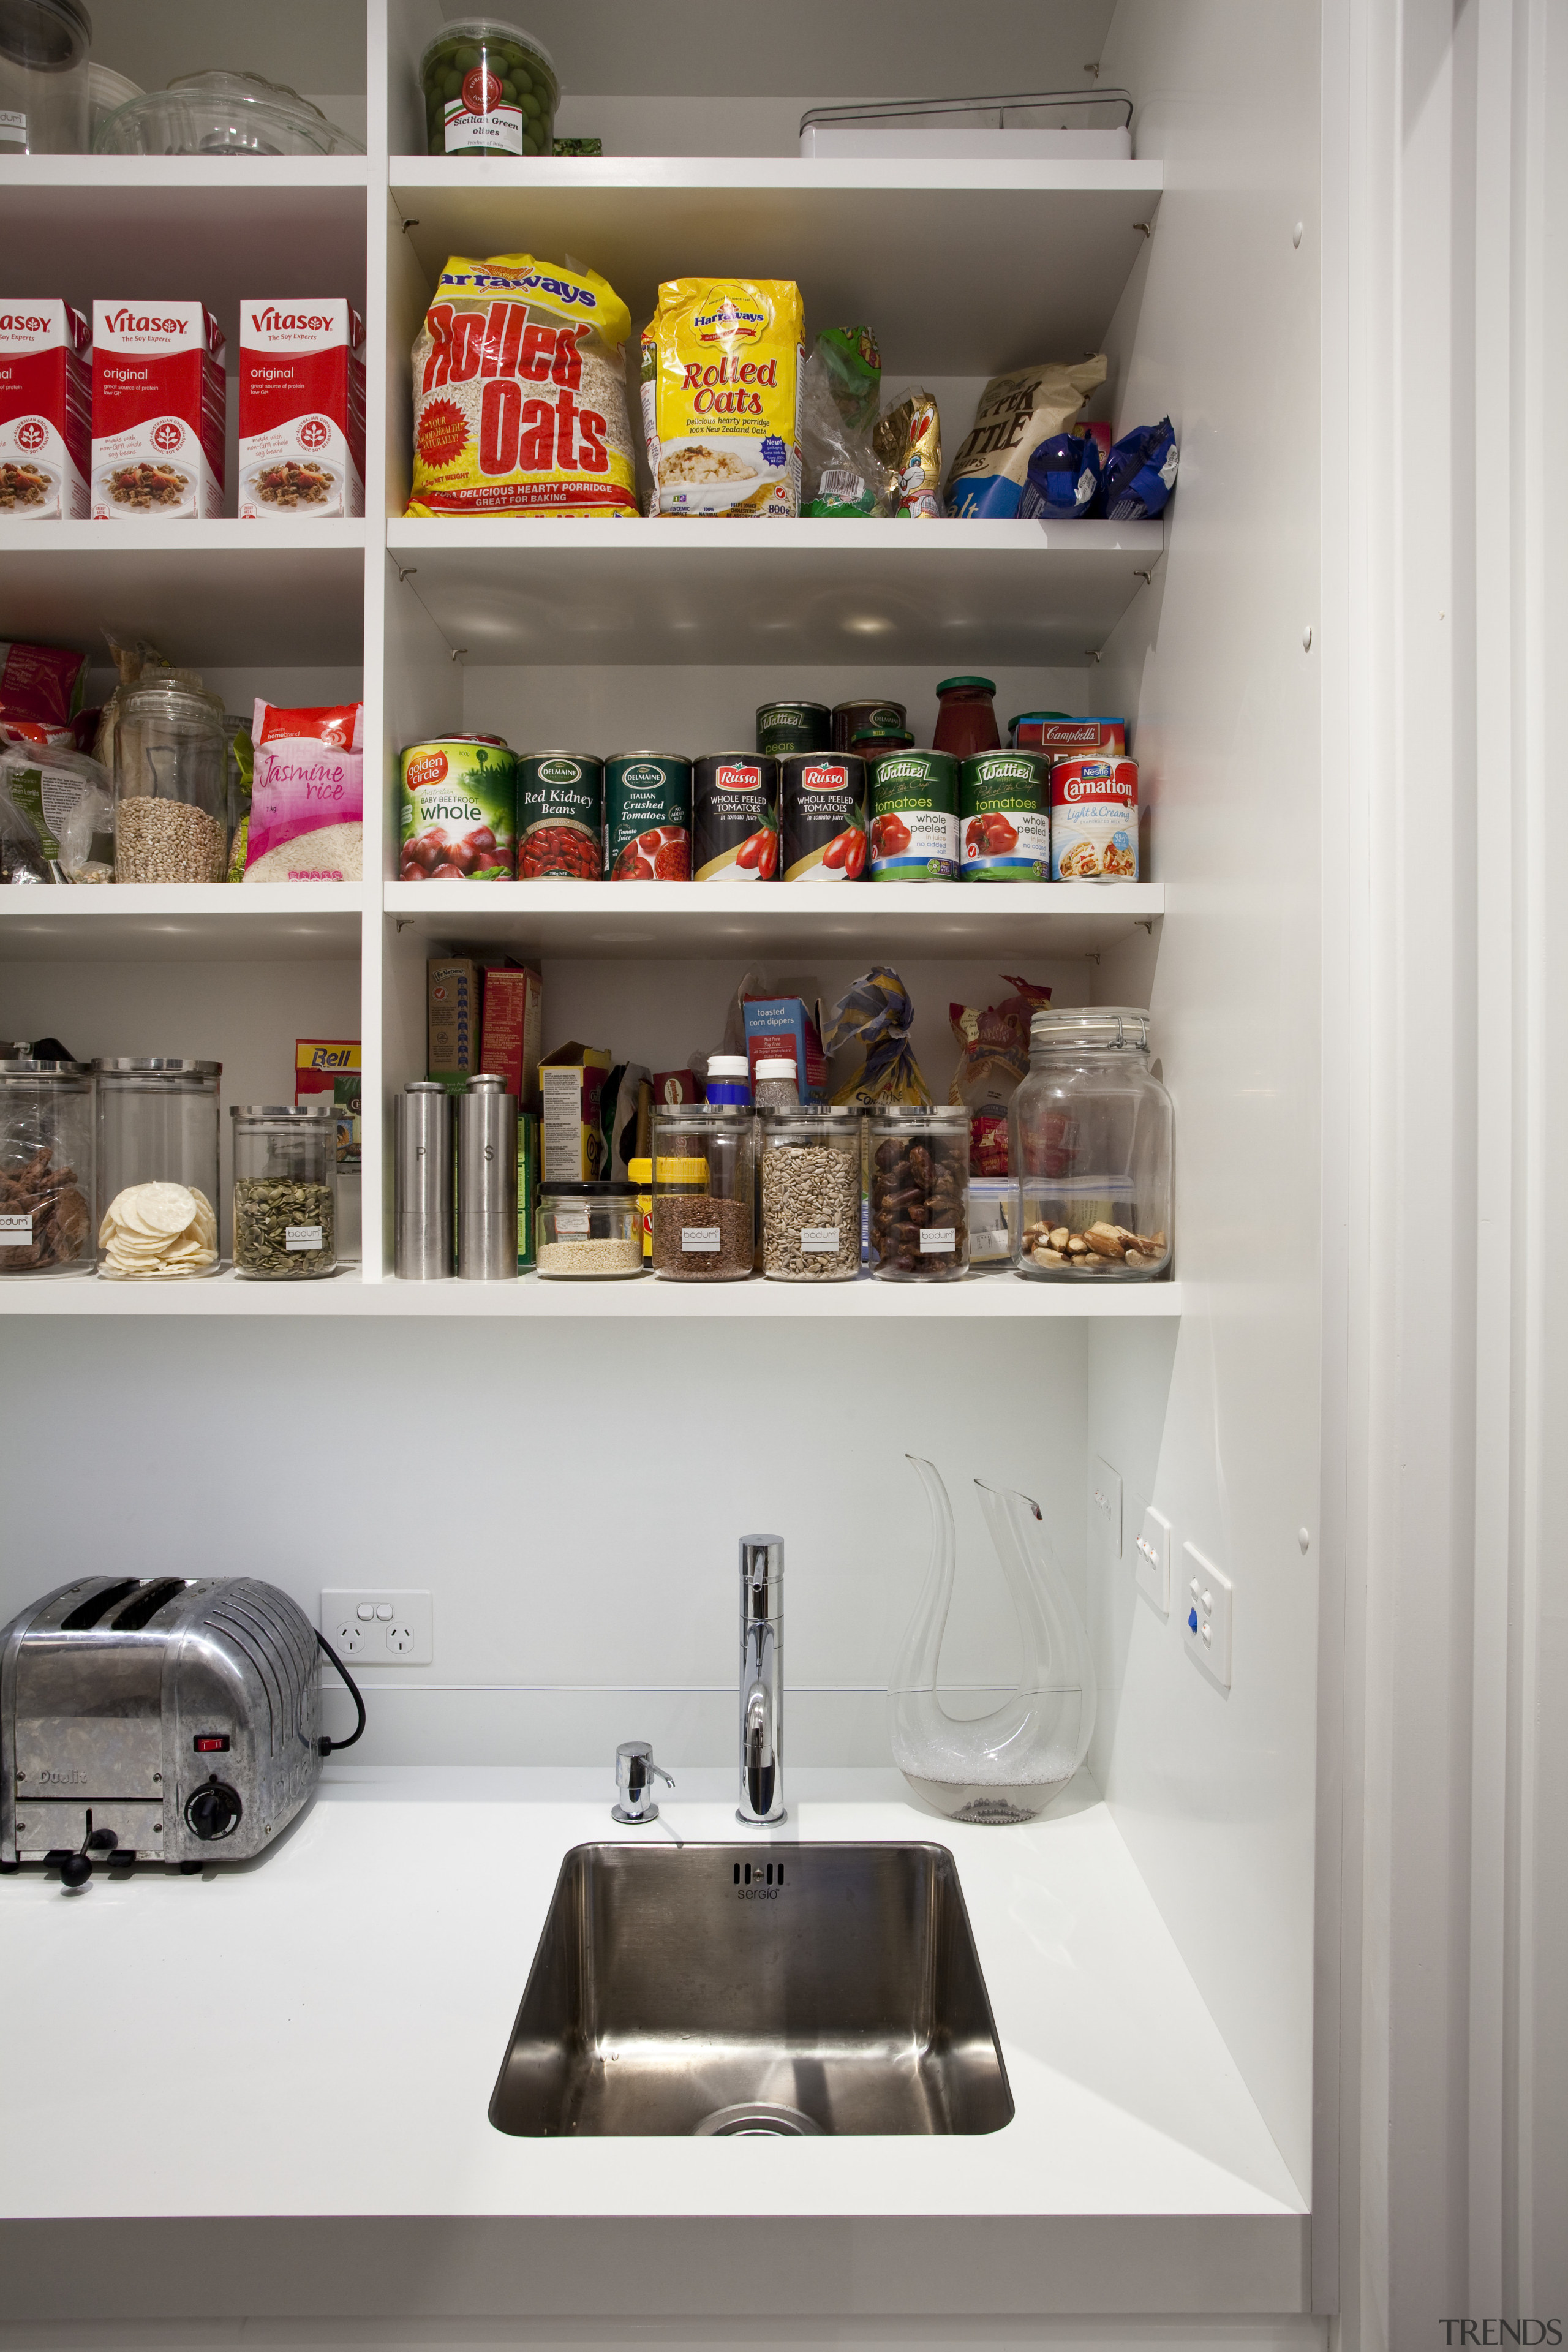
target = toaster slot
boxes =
[58,1580,141,1632]
[111,1579,188,1633]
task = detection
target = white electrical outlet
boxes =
[1134,1506,1171,1615]
[1091,1457,1123,1556]
[320,1590,433,1667]
[1180,1546,1232,1688]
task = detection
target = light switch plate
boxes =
[1091,1457,1123,1556]
[1181,1546,1232,1688]
[1134,1506,1171,1614]
[320,1589,433,1666]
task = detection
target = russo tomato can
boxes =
[779,752,868,882]
[755,699,830,758]
[692,752,780,881]
[516,752,605,880]
[960,749,1050,881]
[399,737,515,879]
[1051,755,1140,880]
[605,752,692,880]
[867,748,960,881]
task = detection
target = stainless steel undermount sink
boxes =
[489,1841,1013,2138]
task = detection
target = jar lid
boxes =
[545,1179,635,1197]
[871,1102,968,1123]
[1030,1006,1152,1050]
[627,1158,652,1182]
[94,1057,222,1077]
[420,17,557,78]
[1006,710,1073,729]
[3,0,90,67]
[654,1156,710,1183]
[230,1103,331,1119]
[760,1102,853,1120]
[755,1058,797,1078]
[706,1054,750,1077]
[935,676,997,695]
[464,1071,507,1091]
[0,1058,91,1077]
[654,1102,748,1120]
[405,1080,447,1093]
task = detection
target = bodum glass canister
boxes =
[868,1103,970,1280]
[230,1104,337,1278]
[94,1058,222,1278]
[650,1103,754,1281]
[457,1071,518,1280]
[758,1104,861,1281]
[0,0,91,154]
[395,1080,453,1279]
[113,671,230,883]
[1009,1008,1172,1280]
[0,1057,93,1276]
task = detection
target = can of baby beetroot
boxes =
[399,737,515,880]
[960,749,1051,881]
[867,748,960,881]
[692,752,780,881]
[516,752,604,880]
[605,752,692,881]
[780,752,869,881]
[756,700,830,758]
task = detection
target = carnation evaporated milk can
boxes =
[1051,755,1140,880]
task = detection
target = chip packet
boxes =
[1101,417,1179,520]
[824,967,933,1109]
[949,976,1054,1174]
[1019,427,1103,520]
[944,355,1107,519]
[642,278,804,517]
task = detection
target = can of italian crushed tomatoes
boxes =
[960,750,1050,881]
[516,752,603,879]
[605,752,692,880]
[692,752,779,881]
[780,752,869,881]
[1051,755,1139,880]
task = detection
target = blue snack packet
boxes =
[1019,429,1102,520]
[1101,417,1178,519]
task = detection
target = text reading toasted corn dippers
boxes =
[641,278,804,517]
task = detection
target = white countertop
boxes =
[0,1766,1305,2225]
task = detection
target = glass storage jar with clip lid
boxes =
[230,1104,337,1280]
[759,1104,862,1281]
[94,1058,222,1279]
[1008,1007,1172,1280]
[113,670,230,883]
[0,1055,93,1276]
[651,1104,755,1281]
[868,1103,971,1280]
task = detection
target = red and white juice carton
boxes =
[0,301,91,519]
[238,300,366,519]
[91,300,225,519]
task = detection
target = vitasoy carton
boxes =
[238,300,365,518]
[0,301,90,518]
[91,300,225,519]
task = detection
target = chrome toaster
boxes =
[1,1575,327,1872]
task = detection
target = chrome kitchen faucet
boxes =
[737,1534,785,1826]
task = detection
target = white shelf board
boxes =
[386,518,1164,666]
[0,523,368,666]
[390,157,1163,374]
[384,877,1162,959]
[0,884,364,962]
[0,1264,1183,1317]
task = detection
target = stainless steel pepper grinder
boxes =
[395,1080,453,1279]
[456,1071,518,1280]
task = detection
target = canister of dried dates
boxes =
[516,752,604,880]
[692,752,779,882]
[867,1102,971,1280]
[605,752,692,881]
[1050,755,1139,880]
[960,749,1050,881]
[756,699,830,758]
[780,751,868,882]
[867,748,960,881]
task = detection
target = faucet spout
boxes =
[737,1535,785,1826]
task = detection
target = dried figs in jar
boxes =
[868,1103,970,1281]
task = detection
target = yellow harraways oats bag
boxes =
[641,279,804,516]
[407,252,637,518]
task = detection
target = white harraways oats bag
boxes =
[406,252,637,517]
[641,279,804,516]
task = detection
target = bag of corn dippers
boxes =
[407,252,637,518]
[642,279,804,516]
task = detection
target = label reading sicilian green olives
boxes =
[868,750,960,881]
[960,750,1050,882]
[423,31,556,157]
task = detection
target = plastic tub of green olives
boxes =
[420,17,557,156]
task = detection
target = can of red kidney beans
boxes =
[780,752,869,881]
[960,749,1051,881]
[692,752,780,881]
[605,752,692,880]
[516,752,604,880]
[1051,755,1140,880]
[867,748,960,881]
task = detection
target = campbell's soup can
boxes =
[399,737,515,879]
[1051,755,1140,880]
[692,752,780,881]
[605,752,692,881]
[756,699,830,758]
[867,748,960,881]
[1010,713,1128,758]
[780,752,869,881]
[516,752,604,880]
[960,750,1050,881]
[832,698,906,753]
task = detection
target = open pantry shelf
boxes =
[387,518,1164,666]
[0,885,364,962]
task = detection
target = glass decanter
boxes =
[890,1455,1097,1824]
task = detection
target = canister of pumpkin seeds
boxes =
[457,1072,518,1280]
[395,1080,453,1280]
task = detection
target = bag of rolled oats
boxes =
[641,278,805,517]
[407,252,638,518]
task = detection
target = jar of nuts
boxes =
[868,1104,971,1280]
[1008,1008,1172,1281]
[759,1105,862,1281]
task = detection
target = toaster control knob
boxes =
[184,1779,242,1842]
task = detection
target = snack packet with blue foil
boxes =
[1019,428,1102,520]
[1101,417,1178,519]
[825,967,933,1109]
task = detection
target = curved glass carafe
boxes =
[890,1455,1097,1824]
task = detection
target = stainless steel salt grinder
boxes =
[395,1080,454,1279]
[737,1534,785,1826]
[456,1071,518,1280]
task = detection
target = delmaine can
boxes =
[756,700,829,758]
[399,736,515,879]
[693,752,780,881]
[960,748,1051,881]
[516,752,604,880]
[780,752,868,881]
[605,752,692,881]
[868,748,960,881]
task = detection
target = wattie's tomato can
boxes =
[1051,755,1139,881]
[605,752,692,881]
[780,752,868,882]
[867,748,960,881]
[692,752,780,882]
[959,750,1050,881]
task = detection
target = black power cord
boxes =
[315,1629,367,1755]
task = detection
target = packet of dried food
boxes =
[944,355,1107,519]
[873,388,943,519]
[642,279,805,517]
[799,344,896,518]
[0,640,89,744]
[407,252,638,518]
[815,325,881,435]
[949,976,1054,1175]
[0,780,53,883]
[825,967,933,1109]
[244,701,363,883]
[0,741,112,882]
[93,632,169,782]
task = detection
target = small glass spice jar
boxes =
[0,1057,94,1277]
[868,1103,971,1280]
[94,1058,222,1278]
[537,1180,644,1277]
[651,1104,755,1281]
[230,1104,337,1279]
[1009,1008,1172,1280]
[760,1105,862,1281]
[933,676,1001,760]
[753,1056,800,1109]
[113,671,230,883]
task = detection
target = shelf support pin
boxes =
[394,564,418,584]
[1133,568,1155,586]
[1134,221,1153,238]
[1135,919,1154,935]
[450,646,468,663]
